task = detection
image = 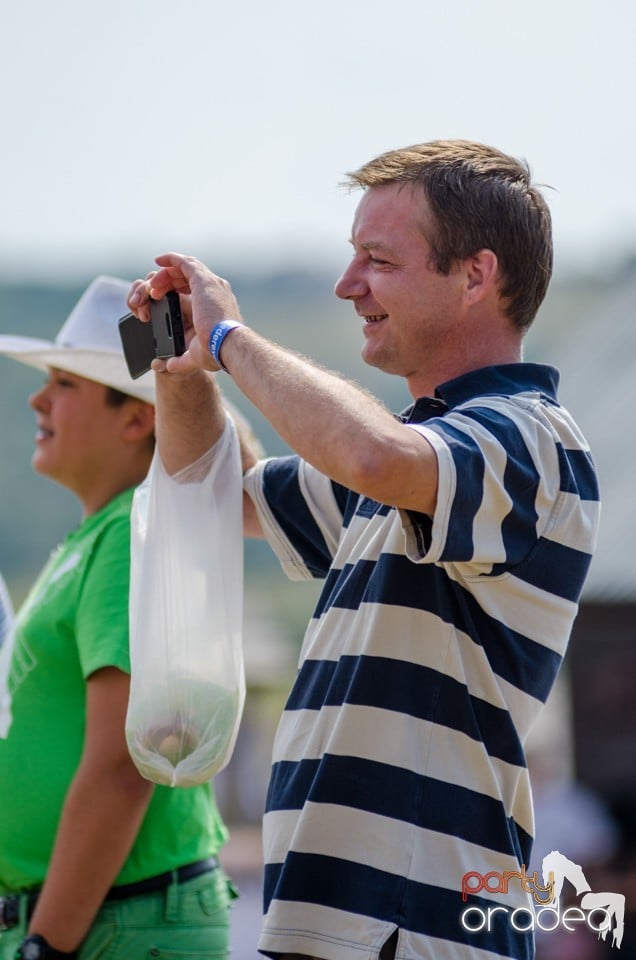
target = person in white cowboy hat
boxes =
[0,277,238,960]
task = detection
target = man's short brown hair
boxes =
[346,140,553,332]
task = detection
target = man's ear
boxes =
[121,400,155,443]
[464,249,499,303]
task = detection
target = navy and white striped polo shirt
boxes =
[243,363,599,960]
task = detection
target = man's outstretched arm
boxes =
[132,254,439,516]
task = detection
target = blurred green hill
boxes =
[0,264,614,617]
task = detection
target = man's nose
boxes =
[334,260,367,301]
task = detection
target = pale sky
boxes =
[2,0,635,281]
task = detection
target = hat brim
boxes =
[0,336,155,405]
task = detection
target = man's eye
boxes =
[369,256,389,266]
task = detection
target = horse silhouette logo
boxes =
[542,850,625,949]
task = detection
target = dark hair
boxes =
[346,140,553,331]
[104,385,155,450]
[104,386,130,407]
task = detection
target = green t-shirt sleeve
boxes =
[76,513,131,678]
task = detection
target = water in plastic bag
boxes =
[126,418,245,787]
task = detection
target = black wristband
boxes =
[15,934,77,960]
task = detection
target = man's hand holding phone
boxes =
[127,254,246,375]
[119,289,187,379]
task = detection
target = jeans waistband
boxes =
[105,857,219,901]
[0,857,219,930]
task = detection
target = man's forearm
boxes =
[154,368,226,476]
[133,258,437,513]
[216,324,437,512]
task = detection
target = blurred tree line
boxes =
[0,263,615,625]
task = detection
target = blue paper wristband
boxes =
[208,320,242,371]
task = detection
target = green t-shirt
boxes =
[0,489,227,894]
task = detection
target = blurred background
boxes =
[1,0,635,956]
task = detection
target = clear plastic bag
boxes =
[125,418,245,787]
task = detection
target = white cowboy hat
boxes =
[0,275,155,404]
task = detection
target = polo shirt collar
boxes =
[403,363,560,422]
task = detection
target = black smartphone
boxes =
[149,291,186,360]
[119,292,186,379]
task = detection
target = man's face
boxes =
[335,182,465,395]
[29,368,128,498]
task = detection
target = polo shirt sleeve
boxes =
[75,515,132,678]
[243,456,348,581]
[401,397,564,570]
